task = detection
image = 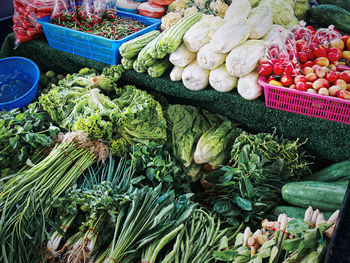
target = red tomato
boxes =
[273,63,283,76]
[326,71,338,83]
[295,82,307,91]
[294,75,307,84]
[280,75,293,86]
[339,72,350,83]
[314,45,328,58]
[283,63,294,75]
[258,64,273,76]
[297,52,308,63]
[337,90,350,100]
[303,61,314,68]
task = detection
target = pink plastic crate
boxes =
[258,77,350,124]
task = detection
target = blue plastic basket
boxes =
[0,57,39,111]
[37,11,161,65]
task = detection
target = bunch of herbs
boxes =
[130,141,192,194]
[0,102,59,177]
[203,131,313,226]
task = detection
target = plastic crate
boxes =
[0,57,39,111]
[37,11,161,64]
[258,77,350,125]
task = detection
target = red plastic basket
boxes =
[258,77,350,124]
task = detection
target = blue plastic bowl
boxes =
[0,57,40,111]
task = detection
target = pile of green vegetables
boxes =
[44,155,241,263]
[0,102,59,177]
[119,13,202,78]
[40,66,167,156]
[0,64,348,263]
[214,205,340,263]
[201,131,312,226]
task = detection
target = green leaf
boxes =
[206,169,226,184]
[213,249,236,261]
[222,208,240,217]
[287,219,309,234]
[250,256,263,263]
[236,246,251,257]
[283,237,304,252]
[15,113,24,121]
[238,146,250,164]
[235,255,251,263]
[304,229,318,249]
[9,136,19,149]
[146,168,155,181]
[260,239,276,249]
[269,246,279,263]
[258,247,271,259]
[233,196,252,211]
[213,200,233,214]
[299,251,322,263]
[243,177,254,199]
[227,217,240,226]
[235,233,244,247]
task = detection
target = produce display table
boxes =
[1,32,350,167]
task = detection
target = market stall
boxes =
[1,32,349,164]
[1,0,350,262]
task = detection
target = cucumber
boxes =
[282,181,347,211]
[306,161,350,182]
[310,5,350,33]
[317,0,350,12]
[273,206,334,220]
[148,58,172,78]
[119,30,160,59]
[121,57,135,70]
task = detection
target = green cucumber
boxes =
[121,57,136,70]
[148,58,172,78]
[282,181,347,211]
[119,30,160,59]
[317,0,350,12]
[306,161,350,182]
[310,5,350,33]
[273,206,334,220]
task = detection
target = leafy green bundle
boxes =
[165,104,241,182]
[41,66,167,156]
[165,105,214,168]
[204,131,313,226]
[130,141,191,194]
[0,103,59,177]
[0,132,108,263]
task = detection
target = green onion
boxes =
[0,132,108,263]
